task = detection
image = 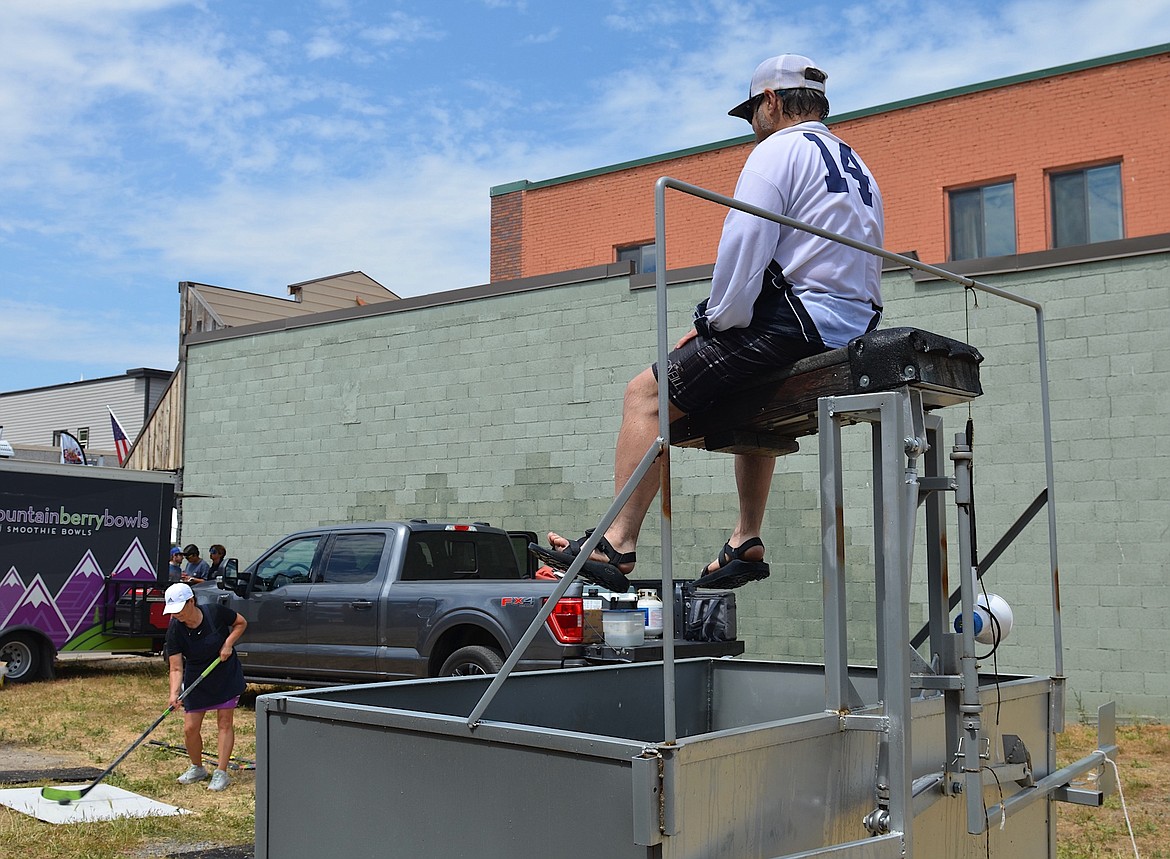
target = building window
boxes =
[1051,163,1122,248]
[617,242,657,274]
[52,430,64,446]
[76,427,89,448]
[949,182,1016,261]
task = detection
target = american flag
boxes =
[108,408,131,465]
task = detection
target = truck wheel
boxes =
[0,633,43,683]
[439,645,504,677]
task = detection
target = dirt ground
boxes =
[0,745,84,770]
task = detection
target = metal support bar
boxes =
[819,396,849,711]
[877,393,914,840]
[921,415,950,668]
[466,439,665,729]
[950,432,986,834]
[817,389,919,849]
[653,179,679,746]
[984,745,1117,827]
[778,832,906,859]
[975,489,1048,577]
[910,488,1048,650]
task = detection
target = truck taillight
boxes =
[545,597,584,644]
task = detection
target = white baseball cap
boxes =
[728,54,826,120]
[163,582,194,614]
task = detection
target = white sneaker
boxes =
[207,769,231,791]
[177,764,209,784]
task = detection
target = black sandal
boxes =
[693,538,770,590]
[529,529,634,593]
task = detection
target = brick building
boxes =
[490,44,1170,281]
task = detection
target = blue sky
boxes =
[2,0,1170,392]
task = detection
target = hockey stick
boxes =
[41,657,222,804]
[147,739,255,769]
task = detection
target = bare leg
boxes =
[703,453,773,572]
[549,367,682,570]
[183,710,206,767]
[215,709,235,770]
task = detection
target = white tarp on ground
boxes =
[0,784,189,823]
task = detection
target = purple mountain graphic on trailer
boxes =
[54,550,105,634]
[7,577,72,648]
[111,538,158,582]
[1,567,26,628]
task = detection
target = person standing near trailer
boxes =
[536,54,884,593]
[205,544,229,580]
[163,582,247,792]
[168,547,184,582]
[181,544,211,584]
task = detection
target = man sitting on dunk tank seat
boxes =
[533,54,884,594]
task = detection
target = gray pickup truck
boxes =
[199,520,597,685]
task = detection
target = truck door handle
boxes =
[351,600,373,611]
[283,600,304,610]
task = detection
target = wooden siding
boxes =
[184,272,400,335]
[125,367,184,472]
[288,271,402,311]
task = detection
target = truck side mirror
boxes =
[217,559,239,592]
[231,561,254,598]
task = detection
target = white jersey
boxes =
[705,121,884,349]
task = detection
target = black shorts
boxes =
[653,328,828,415]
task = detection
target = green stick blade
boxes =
[40,786,84,802]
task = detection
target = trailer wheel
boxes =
[0,633,43,683]
[439,645,504,677]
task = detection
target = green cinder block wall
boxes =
[181,251,1169,719]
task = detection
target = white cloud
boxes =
[575,0,1170,161]
[306,32,345,60]
[359,12,444,45]
[114,154,501,296]
[0,298,176,374]
[520,27,560,45]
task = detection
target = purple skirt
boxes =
[184,695,240,714]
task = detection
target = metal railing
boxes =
[469,176,1064,749]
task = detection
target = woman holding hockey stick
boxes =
[163,582,247,792]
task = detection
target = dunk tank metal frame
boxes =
[253,179,1118,859]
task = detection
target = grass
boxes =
[1056,721,1170,858]
[1,658,1166,857]
[0,656,263,859]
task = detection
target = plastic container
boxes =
[586,589,636,610]
[602,609,645,648]
[637,589,664,639]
